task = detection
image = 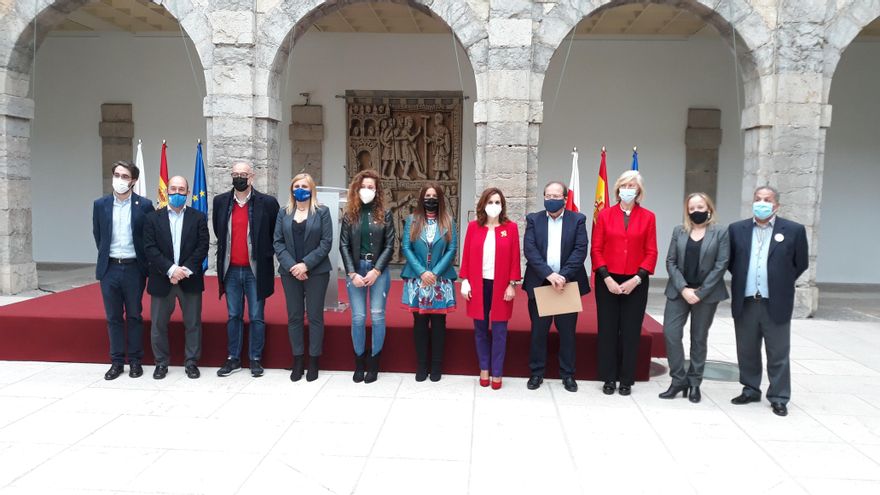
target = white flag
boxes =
[134,139,147,198]
[566,148,580,212]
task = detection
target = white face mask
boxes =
[112,177,132,195]
[619,188,637,204]
[485,203,502,219]
[359,188,376,205]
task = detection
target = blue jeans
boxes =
[346,259,391,356]
[224,265,265,361]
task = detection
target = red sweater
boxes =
[230,202,250,267]
[591,203,658,276]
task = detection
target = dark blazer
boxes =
[522,210,590,298]
[212,189,280,300]
[143,207,210,297]
[92,193,155,279]
[400,215,458,281]
[274,205,333,275]
[728,216,809,324]
[339,209,396,274]
[664,223,730,304]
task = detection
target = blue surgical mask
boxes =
[544,198,565,213]
[619,188,637,204]
[168,193,187,209]
[752,201,774,220]
[293,188,311,202]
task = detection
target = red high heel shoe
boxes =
[479,376,490,387]
[491,377,502,390]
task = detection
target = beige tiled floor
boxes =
[0,312,879,494]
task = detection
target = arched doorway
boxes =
[0,0,211,293]
[535,0,765,279]
[257,0,485,257]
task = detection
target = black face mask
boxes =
[423,198,439,212]
[689,210,710,225]
[232,177,249,192]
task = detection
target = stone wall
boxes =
[3,0,880,317]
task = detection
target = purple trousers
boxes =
[474,278,508,377]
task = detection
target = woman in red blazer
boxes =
[460,188,522,390]
[591,170,658,396]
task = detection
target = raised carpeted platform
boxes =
[0,277,664,381]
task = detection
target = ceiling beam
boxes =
[367,3,390,33]
[65,9,124,31]
[622,4,650,35]
[336,9,357,33]
[408,7,424,34]
[657,10,685,35]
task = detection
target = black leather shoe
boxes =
[562,377,578,393]
[250,360,264,378]
[217,358,242,377]
[731,393,761,405]
[185,364,200,379]
[527,375,543,390]
[415,366,428,382]
[602,381,616,395]
[688,386,701,403]
[429,362,442,382]
[104,363,124,381]
[129,361,143,378]
[306,357,319,382]
[771,402,788,417]
[659,384,689,399]
[618,385,632,396]
[153,365,168,380]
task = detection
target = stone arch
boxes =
[823,1,880,101]
[1,0,213,98]
[533,0,773,107]
[257,0,489,104]
[0,0,212,293]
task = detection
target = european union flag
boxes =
[631,147,639,171]
[192,141,208,271]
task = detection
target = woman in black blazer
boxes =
[660,192,729,403]
[274,173,333,382]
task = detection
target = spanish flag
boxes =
[157,141,169,208]
[592,147,609,225]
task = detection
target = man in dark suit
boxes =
[522,181,590,392]
[92,160,155,380]
[728,186,809,416]
[212,161,280,378]
[143,176,210,380]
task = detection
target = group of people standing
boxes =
[93,160,807,416]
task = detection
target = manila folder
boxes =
[534,282,583,317]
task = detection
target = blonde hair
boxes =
[285,173,320,215]
[682,192,717,232]
[614,170,645,204]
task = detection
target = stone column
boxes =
[684,108,722,200]
[289,105,323,183]
[477,0,535,230]
[0,94,38,294]
[99,103,134,194]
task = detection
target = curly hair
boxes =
[344,169,385,224]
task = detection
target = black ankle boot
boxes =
[658,383,689,399]
[353,352,366,383]
[290,355,305,382]
[429,361,442,382]
[688,386,702,403]
[364,351,381,384]
[415,365,428,382]
[306,356,319,382]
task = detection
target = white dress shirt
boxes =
[546,211,564,274]
[109,195,136,259]
[482,228,496,280]
[166,207,192,278]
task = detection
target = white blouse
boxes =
[482,228,496,280]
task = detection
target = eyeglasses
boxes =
[113,172,132,181]
[231,173,250,179]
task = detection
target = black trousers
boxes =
[527,297,578,378]
[734,298,791,404]
[595,273,649,386]
[413,313,446,370]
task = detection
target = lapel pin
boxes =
[774,233,784,242]
[500,230,507,238]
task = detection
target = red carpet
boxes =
[0,277,664,381]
